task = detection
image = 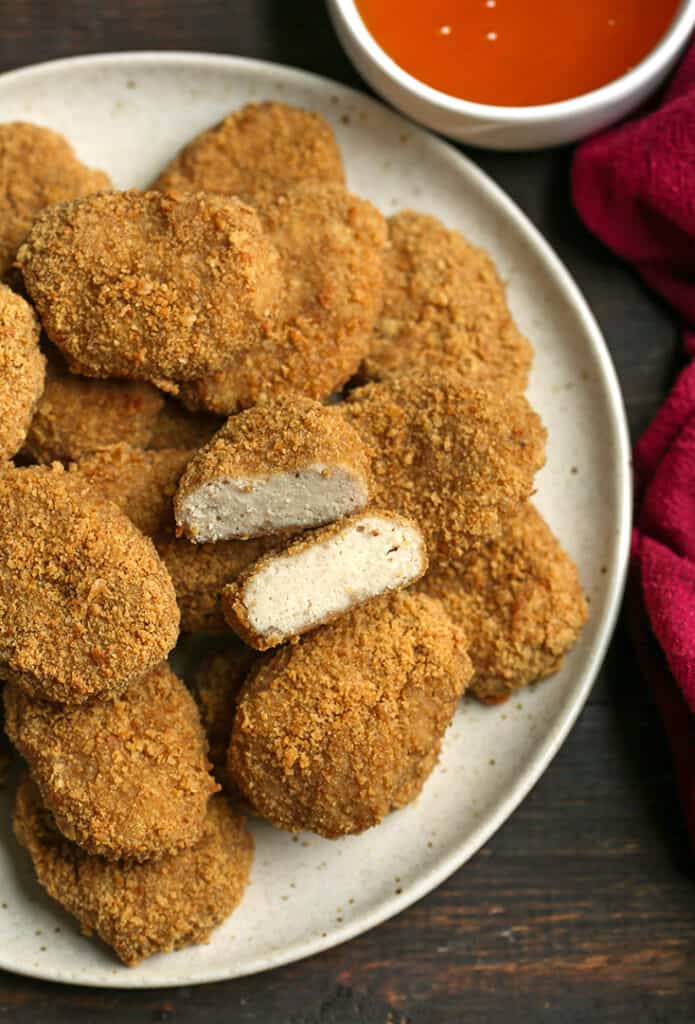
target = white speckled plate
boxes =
[0,52,630,988]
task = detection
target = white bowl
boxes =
[327,0,695,149]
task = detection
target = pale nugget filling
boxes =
[176,464,369,541]
[242,514,426,640]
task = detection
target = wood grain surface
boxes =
[0,3,693,1021]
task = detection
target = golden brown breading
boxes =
[148,399,224,452]
[14,779,253,966]
[0,283,45,459]
[191,644,259,791]
[340,369,546,559]
[229,591,472,838]
[221,511,428,650]
[17,189,282,384]
[416,504,588,703]
[0,122,110,276]
[156,531,279,633]
[180,183,386,414]
[0,464,179,704]
[4,663,218,860]
[152,101,345,207]
[72,444,192,537]
[361,211,532,391]
[24,364,164,464]
[175,394,371,541]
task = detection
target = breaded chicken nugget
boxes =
[0,465,179,704]
[73,444,192,537]
[341,370,546,558]
[4,663,218,860]
[152,101,345,207]
[180,183,386,414]
[24,362,165,464]
[229,591,471,838]
[222,511,427,650]
[17,190,282,384]
[0,122,110,276]
[0,283,45,459]
[175,394,371,541]
[148,399,224,452]
[361,211,532,391]
[14,779,253,966]
[417,504,588,703]
[191,644,259,790]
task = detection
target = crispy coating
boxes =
[361,211,532,391]
[229,591,472,838]
[153,101,345,207]
[156,532,279,633]
[0,465,179,704]
[14,779,253,966]
[0,283,45,459]
[341,370,546,559]
[148,399,224,452]
[24,364,165,464]
[73,444,192,537]
[175,394,371,540]
[191,644,259,791]
[417,504,588,703]
[180,183,386,414]
[0,122,110,276]
[17,189,283,384]
[4,663,218,860]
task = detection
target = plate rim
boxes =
[0,49,633,988]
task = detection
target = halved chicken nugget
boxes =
[24,361,164,464]
[341,369,546,559]
[4,663,218,860]
[361,210,532,391]
[0,465,179,704]
[229,591,471,838]
[152,101,345,207]
[0,283,45,459]
[417,503,588,703]
[0,122,110,276]
[14,779,253,966]
[17,189,282,384]
[175,394,371,542]
[179,183,386,414]
[222,511,427,650]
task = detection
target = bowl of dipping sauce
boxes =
[327,0,695,149]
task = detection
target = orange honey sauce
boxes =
[355,0,681,107]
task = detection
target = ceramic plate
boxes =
[0,52,631,988]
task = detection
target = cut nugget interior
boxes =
[223,511,428,649]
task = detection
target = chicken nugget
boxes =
[0,283,45,459]
[0,122,110,277]
[417,504,588,703]
[148,398,224,452]
[223,511,427,650]
[73,444,192,537]
[175,394,371,542]
[4,663,217,860]
[180,183,386,414]
[14,779,253,966]
[0,465,179,704]
[152,101,345,207]
[24,362,165,464]
[17,189,282,384]
[361,211,532,391]
[191,643,259,790]
[229,591,471,837]
[341,369,546,559]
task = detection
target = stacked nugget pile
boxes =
[0,103,588,965]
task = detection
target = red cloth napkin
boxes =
[572,40,695,848]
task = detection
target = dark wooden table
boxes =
[1,3,693,1021]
